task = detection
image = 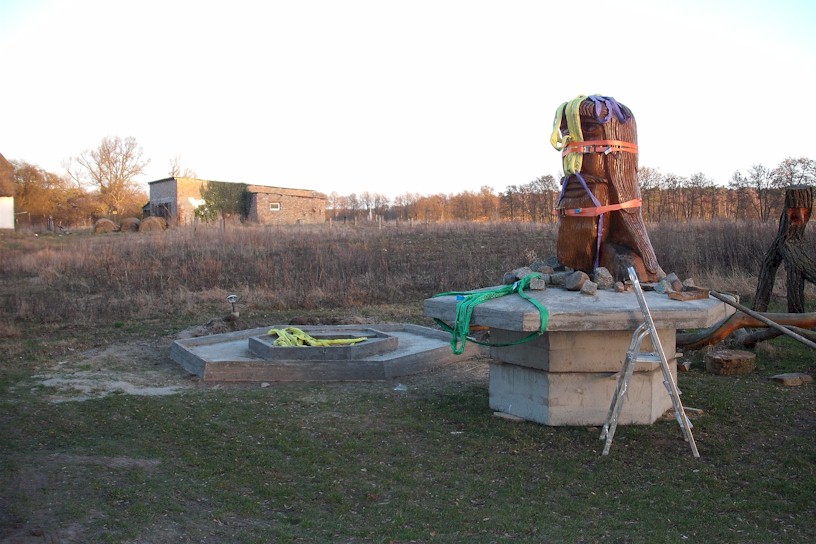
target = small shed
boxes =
[144,177,326,226]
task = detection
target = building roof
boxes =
[147,177,325,198]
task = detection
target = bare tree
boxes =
[67,136,150,215]
[372,193,390,218]
[772,157,816,188]
[728,171,755,220]
[169,155,197,178]
[746,164,777,222]
[637,166,663,221]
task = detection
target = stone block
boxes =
[488,362,675,426]
[489,328,676,373]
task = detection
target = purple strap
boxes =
[558,173,604,271]
[588,95,630,124]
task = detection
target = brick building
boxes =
[144,177,326,226]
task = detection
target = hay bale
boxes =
[93,218,117,233]
[139,216,167,232]
[120,217,141,232]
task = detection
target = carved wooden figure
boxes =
[753,185,815,313]
[551,95,661,282]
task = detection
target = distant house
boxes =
[143,177,326,226]
[0,153,14,230]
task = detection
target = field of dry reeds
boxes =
[1,220,812,331]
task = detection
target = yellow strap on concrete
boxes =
[267,327,367,347]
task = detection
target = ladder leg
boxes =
[627,266,700,458]
[660,362,700,457]
[601,324,649,455]
[601,353,637,455]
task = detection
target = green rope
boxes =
[432,273,550,354]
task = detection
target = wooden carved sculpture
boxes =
[753,185,815,313]
[550,95,661,282]
[676,185,816,350]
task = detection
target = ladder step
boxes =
[634,353,662,364]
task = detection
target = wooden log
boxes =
[676,306,816,351]
[705,349,756,376]
[710,290,816,350]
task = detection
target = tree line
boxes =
[6,133,814,229]
[330,157,816,224]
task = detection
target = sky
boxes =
[1,0,815,199]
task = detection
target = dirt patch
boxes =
[22,338,196,403]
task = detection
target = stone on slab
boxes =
[580,280,598,296]
[549,271,568,286]
[565,271,589,291]
[592,267,615,290]
[665,272,683,292]
[531,260,555,274]
[513,266,535,279]
[529,277,547,291]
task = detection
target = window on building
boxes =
[270,202,281,211]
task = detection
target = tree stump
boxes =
[705,350,757,376]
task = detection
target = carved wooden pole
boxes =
[753,185,815,313]
[744,185,816,346]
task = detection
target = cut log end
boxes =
[704,349,757,376]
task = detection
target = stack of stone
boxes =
[503,257,694,298]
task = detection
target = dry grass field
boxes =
[1,220,814,543]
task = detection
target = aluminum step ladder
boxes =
[600,266,700,457]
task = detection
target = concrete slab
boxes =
[171,323,479,382]
[424,286,734,332]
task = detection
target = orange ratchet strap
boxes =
[561,139,638,157]
[554,198,642,217]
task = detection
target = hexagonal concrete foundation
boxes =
[171,323,479,382]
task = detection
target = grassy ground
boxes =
[1,222,814,543]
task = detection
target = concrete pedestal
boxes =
[424,287,733,426]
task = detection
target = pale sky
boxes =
[1,0,814,199]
